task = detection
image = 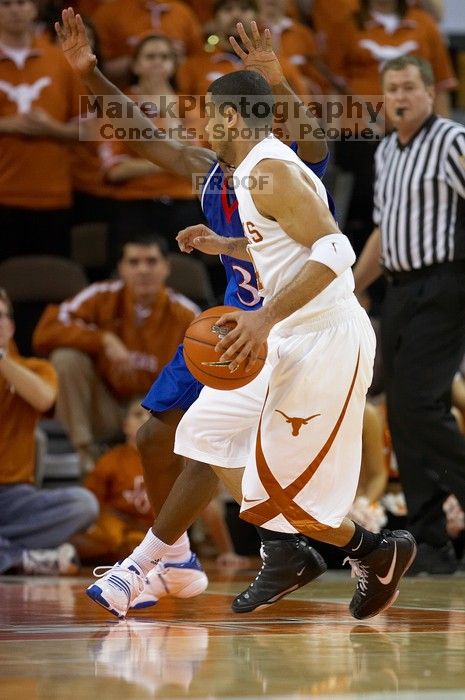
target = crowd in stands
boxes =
[0,0,464,575]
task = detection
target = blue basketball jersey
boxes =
[200,145,332,310]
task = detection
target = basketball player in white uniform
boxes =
[175,68,417,620]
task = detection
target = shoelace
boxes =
[248,545,269,590]
[343,557,369,596]
[92,565,144,584]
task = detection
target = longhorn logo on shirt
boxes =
[0,77,52,114]
[275,410,321,436]
[358,39,419,67]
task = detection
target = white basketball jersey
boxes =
[233,135,355,333]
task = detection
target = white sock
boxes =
[121,529,171,576]
[163,532,191,563]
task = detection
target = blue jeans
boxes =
[0,484,99,573]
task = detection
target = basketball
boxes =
[183,305,267,390]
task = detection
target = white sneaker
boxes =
[22,543,80,575]
[131,553,208,609]
[86,562,145,618]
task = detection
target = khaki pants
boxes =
[52,348,127,450]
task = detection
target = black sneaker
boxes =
[346,529,417,620]
[231,537,327,613]
[407,541,457,576]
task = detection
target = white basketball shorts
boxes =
[175,299,376,531]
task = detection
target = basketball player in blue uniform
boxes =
[57,10,331,618]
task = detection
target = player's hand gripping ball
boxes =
[183,305,267,390]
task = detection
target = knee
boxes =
[65,487,99,531]
[51,348,92,375]
[136,414,175,456]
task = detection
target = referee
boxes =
[355,55,465,575]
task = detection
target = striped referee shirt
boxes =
[373,115,465,272]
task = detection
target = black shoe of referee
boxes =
[231,536,327,613]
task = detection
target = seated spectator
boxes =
[0,0,82,260]
[73,397,154,562]
[0,287,98,576]
[100,34,204,257]
[33,233,199,472]
[74,397,251,567]
[177,0,307,98]
[91,0,203,84]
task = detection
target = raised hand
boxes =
[55,7,97,78]
[229,21,284,87]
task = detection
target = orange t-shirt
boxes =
[327,8,457,96]
[0,41,81,209]
[71,77,113,197]
[98,89,195,201]
[177,46,307,99]
[0,349,58,485]
[92,0,203,61]
[84,443,154,527]
[71,140,113,198]
[311,0,359,50]
[33,281,197,399]
[75,0,114,16]
[261,17,327,92]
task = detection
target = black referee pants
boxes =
[382,265,465,547]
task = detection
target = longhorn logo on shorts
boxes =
[275,410,321,437]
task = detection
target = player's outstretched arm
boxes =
[177,225,249,260]
[230,21,327,163]
[55,8,214,181]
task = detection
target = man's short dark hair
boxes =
[208,69,274,129]
[381,55,435,87]
[118,233,169,261]
[0,288,13,318]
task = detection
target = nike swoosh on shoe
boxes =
[376,542,397,585]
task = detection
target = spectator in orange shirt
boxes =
[92,0,203,85]
[327,0,456,113]
[256,0,328,92]
[177,0,306,98]
[33,233,199,472]
[100,34,204,257]
[0,287,98,575]
[74,398,154,562]
[74,396,251,570]
[326,0,456,258]
[0,0,83,260]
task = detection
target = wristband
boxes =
[308,233,355,277]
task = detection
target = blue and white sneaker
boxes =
[86,562,145,618]
[131,553,208,609]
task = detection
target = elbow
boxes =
[34,388,57,414]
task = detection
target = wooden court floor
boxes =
[2,564,465,699]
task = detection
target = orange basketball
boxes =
[183,305,267,390]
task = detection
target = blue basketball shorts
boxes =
[142,344,203,414]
